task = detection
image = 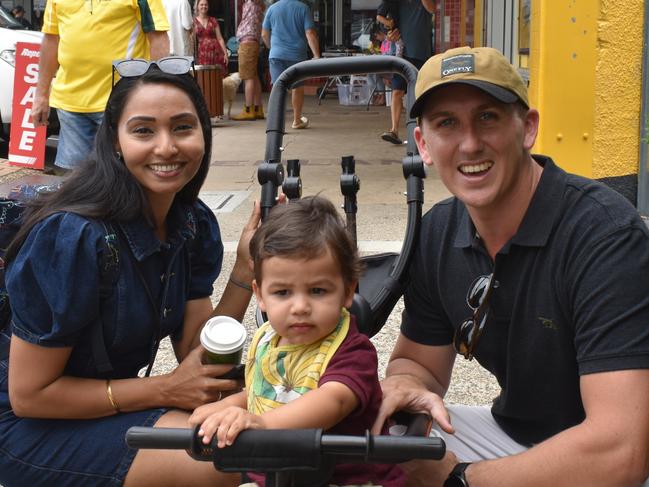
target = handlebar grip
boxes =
[319,432,445,463]
[369,435,445,462]
[126,427,194,450]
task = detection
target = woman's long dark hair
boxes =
[5,69,213,262]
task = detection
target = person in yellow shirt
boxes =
[32,0,170,174]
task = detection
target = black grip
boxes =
[368,435,445,462]
[126,426,193,450]
[319,432,445,463]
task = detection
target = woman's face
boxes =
[116,82,205,208]
[197,0,209,14]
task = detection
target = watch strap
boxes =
[448,462,471,486]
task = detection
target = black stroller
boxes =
[126,55,444,486]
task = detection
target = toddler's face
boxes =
[254,249,355,346]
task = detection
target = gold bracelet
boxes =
[106,379,120,413]
[229,276,252,292]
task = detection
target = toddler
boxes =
[190,196,404,486]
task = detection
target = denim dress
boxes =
[0,199,223,486]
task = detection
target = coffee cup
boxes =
[200,316,247,365]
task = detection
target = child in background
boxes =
[189,196,405,487]
[376,1,404,58]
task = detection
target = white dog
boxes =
[222,72,242,119]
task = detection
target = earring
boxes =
[115,151,122,161]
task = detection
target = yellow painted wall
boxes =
[591,0,644,179]
[527,0,644,178]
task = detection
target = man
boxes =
[372,46,649,487]
[232,0,265,121]
[11,6,33,29]
[261,0,319,130]
[380,0,434,145]
[162,0,193,56]
[32,0,169,174]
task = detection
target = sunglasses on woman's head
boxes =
[111,56,195,85]
[453,273,498,360]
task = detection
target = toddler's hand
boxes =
[189,401,228,427]
[198,407,266,448]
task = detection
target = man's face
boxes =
[414,84,539,214]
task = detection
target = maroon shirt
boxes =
[249,318,405,486]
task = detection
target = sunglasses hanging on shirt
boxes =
[453,272,499,360]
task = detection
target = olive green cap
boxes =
[410,46,529,118]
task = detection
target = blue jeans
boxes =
[0,404,167,486]
[55,109,103,169]
[269,58,306,88]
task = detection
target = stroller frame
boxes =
[258,55,426,338]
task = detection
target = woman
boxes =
[194,0,229,73]
[0,62,253,486]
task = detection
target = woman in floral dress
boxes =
[193,0,228,73]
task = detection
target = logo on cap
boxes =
[441,54,475,78]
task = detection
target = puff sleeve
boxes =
[7,213,106,348]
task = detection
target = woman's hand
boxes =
[371,374,454,435]
[163,345,240,410]
[231,200,261,281]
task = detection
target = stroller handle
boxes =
[265,55,420,162]
[125,426,445,472]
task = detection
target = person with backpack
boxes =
[0,59,256,487]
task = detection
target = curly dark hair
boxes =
[249,196,363,288]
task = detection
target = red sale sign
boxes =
[8,42,46,170]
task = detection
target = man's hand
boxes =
[32,33,59,127]
[372,374,454,435]
[31,95,50,127]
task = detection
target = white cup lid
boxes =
[200,316,247,354]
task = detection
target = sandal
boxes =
[381,131,402,145]
[292,116,309,129]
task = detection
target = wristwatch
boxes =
[443,462,471,487]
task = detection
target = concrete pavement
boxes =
[206,92,452,249]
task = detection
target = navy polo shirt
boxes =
[403,155,649,445]
[3,199,222,386]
